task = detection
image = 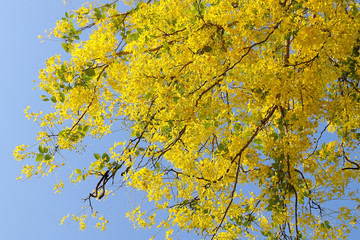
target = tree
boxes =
[14,0,360,239]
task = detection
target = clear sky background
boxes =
[1,0,359,240]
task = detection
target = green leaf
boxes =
[38,145,44,153]
[265,205,273,211]
[261,230,273,237]
[40,95,49,102]
[59,92,65,103]
[61,43,69,52]
[44,154,52,161]
[129,33,140,41]
[137,28,144,34]
[51,96,57,103]
[94,153,101,160]
[218,142,226,151]
[163,41,170,53]
[83,125,90,132]
[144,92,152,100]
[253,138,262,144]
[270,132,278,140]
[203,46,212,52]
[98,163,105,171]
[199,1,205,11]
[324,220,332,229]
[155,162,160,169]
[94,8,102,19]
[36,154,44,162]
[102,153,110,162]
[85,68,95,77]
[138,147,145,152]
[75,169,82,175]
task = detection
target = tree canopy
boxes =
[14,0,360,239]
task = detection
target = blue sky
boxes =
[1,0,359,240]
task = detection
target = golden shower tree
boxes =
[15,0,360,239]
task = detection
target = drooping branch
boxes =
[214,105,278,184]
[195,22,280,107]
[210,105,277,239]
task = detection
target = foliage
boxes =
[14,0,360,239]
